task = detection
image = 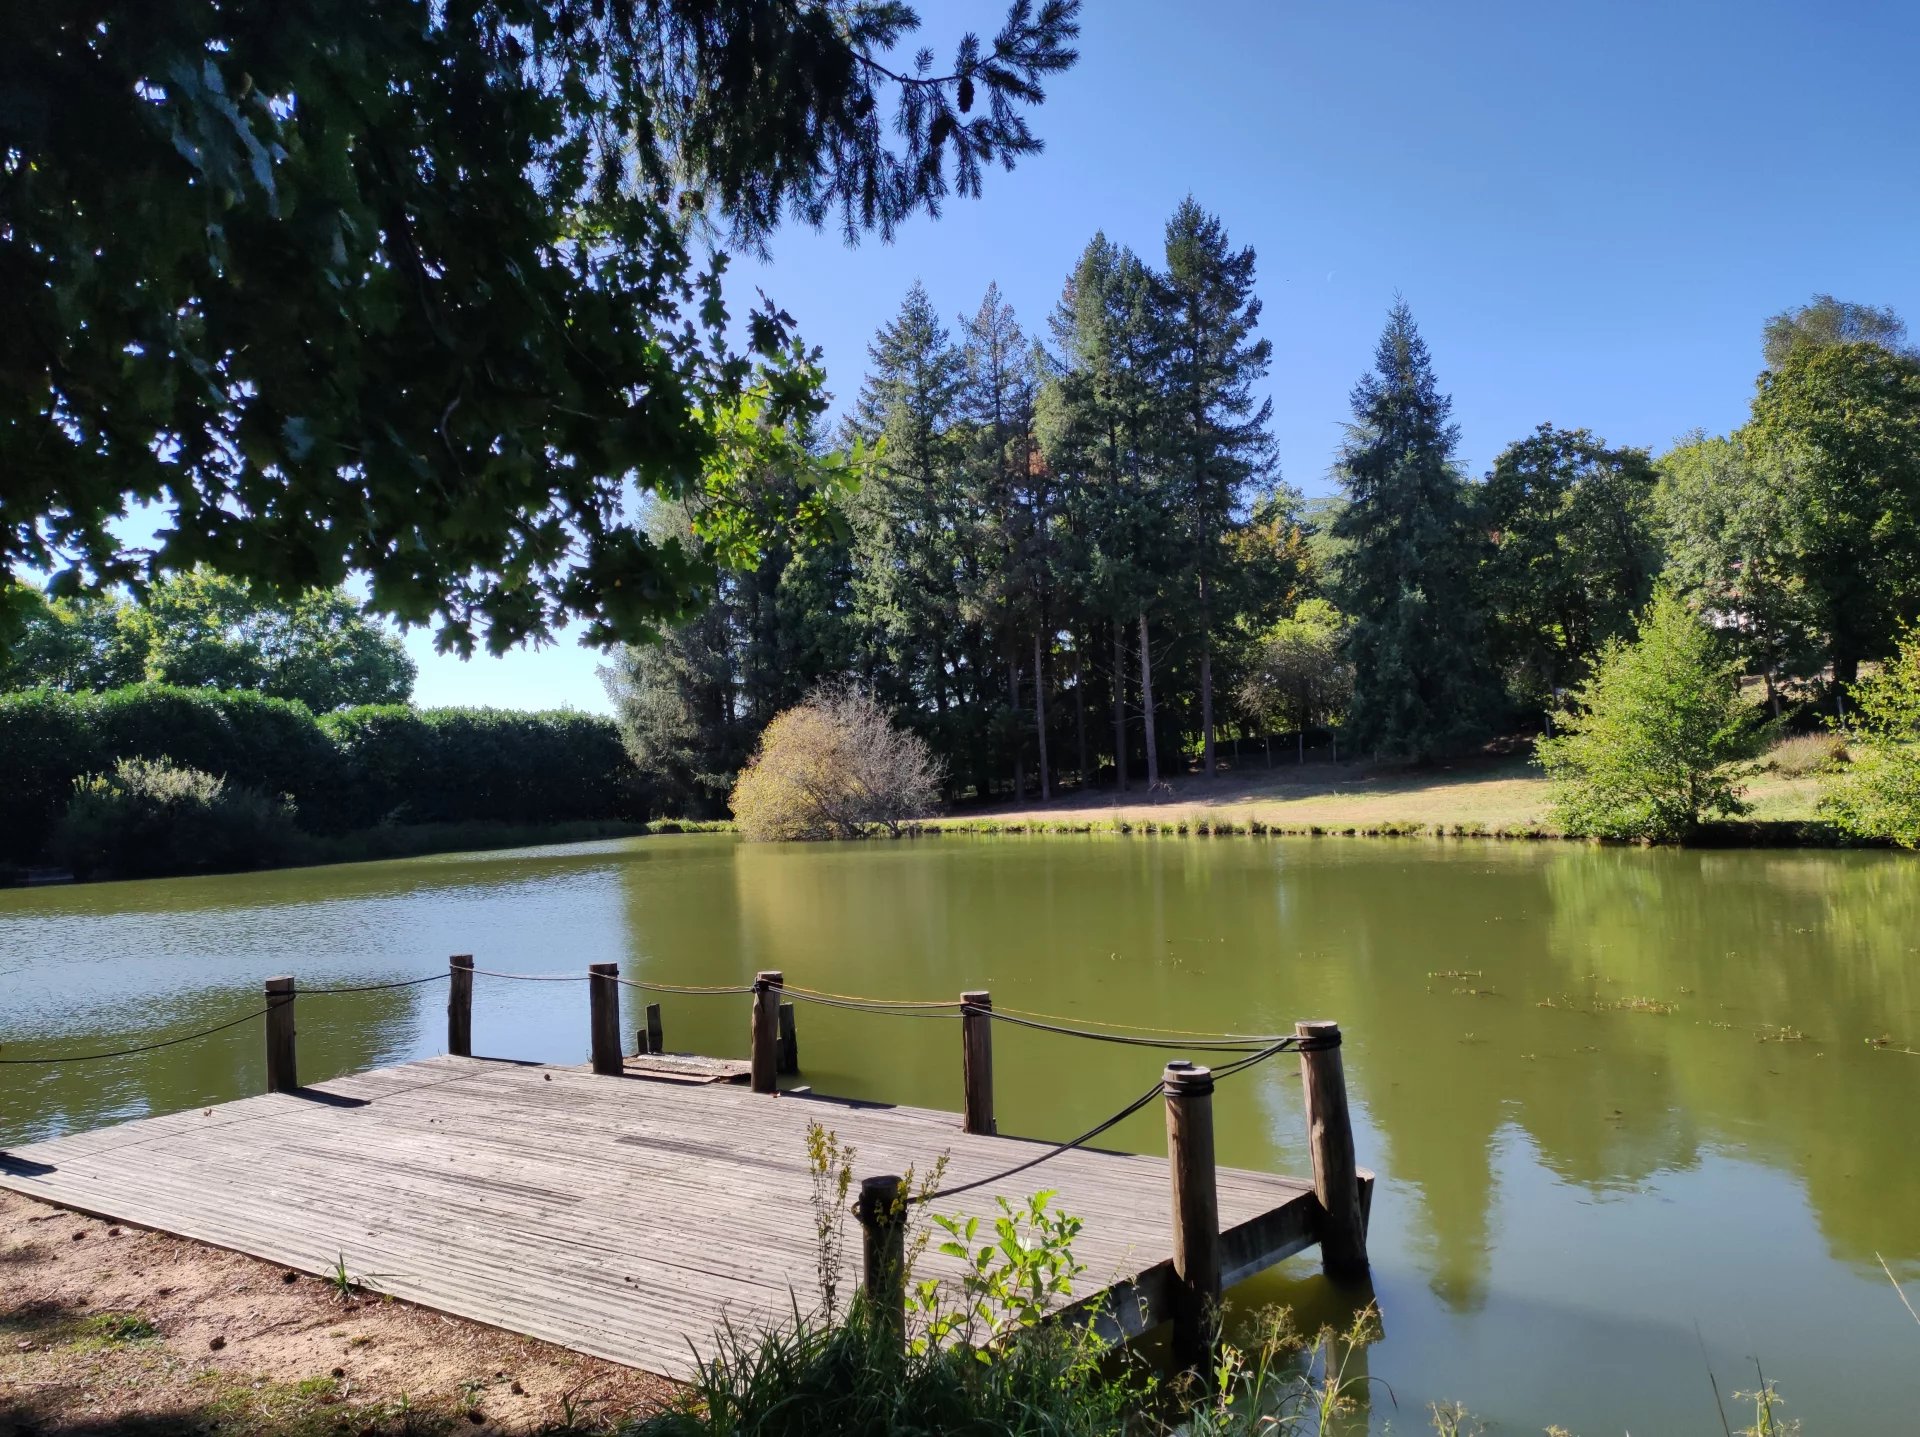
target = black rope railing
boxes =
[908,1031,1322,1204]
[0,1006,274,1065]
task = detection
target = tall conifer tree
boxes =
[1154,199,1277,777]
[1333,300,1487,759]
[845,283,965,717]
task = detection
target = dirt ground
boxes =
[0,1191,675,1437]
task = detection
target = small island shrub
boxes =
[1536,590,1763,841]
[1823,626,1920,848]
[51,756,300,879]
[729,683,943,840]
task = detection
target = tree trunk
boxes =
[1112,623,1129,792]
[1073,644,1089,789]
[1765,668,1781,721]
[1265,735,1271,768]
[1033,631,1050,803]
[1298,730,1305,765]
[1009,656,1023,800]
[1199,590,1215,779]
[1139,611,1160,789]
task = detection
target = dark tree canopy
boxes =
[2,0,1080,656]
[1477,424,1660,708]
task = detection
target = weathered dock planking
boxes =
[0,1053,1362,1377]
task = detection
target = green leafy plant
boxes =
[908,1190,1087,1356]
[1823,624,1920,847]
[1537,589,1763,840]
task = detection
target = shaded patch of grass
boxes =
[70,1310,158,1349]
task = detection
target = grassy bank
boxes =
[0,817,736,887]
[926,753,1838,843]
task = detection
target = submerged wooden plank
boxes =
[618,1052,750,1084]
[0,1056,1325,1379]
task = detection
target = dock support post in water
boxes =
[447,954,473,1058]
[639,1002,664,1056]
[855,1173,907,1349]
[1296,1020,1368,1278]
[777,1001,799,1076]
[264,976,297,1093]
[750,971,782,1094]
[588,964,622,1076]
[1163,1060,1220,1370]
[961,990,995,1135]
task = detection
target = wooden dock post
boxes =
[644,1002,664,1056]
[777,1001,799,1076]
[264,976,297,1093]
[589,963,622,1076]
[750,971,782,1094]
[448,954,473,1058]
[961,990,995,1135]
[854,1173,907,1348]
[1163,1059,1220,1370]
[1296,1020,1367,1278]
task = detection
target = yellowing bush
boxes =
[730,685,943,841]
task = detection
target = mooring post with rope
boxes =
[1163,1060,1221,1369]
[448,954,474,1058]
[961,990,995,1135]
[777,1001,799,1076]
[1297,1020,1367,1277]
[264,976,297,1093]
[750,971,783,1094]
[855,1172,908,1351]
[588,963,623,1076]
[640,1001,664,1056]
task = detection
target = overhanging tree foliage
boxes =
[3,0,1080,655]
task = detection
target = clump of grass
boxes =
[1765,733,1847,779]
[71,1311,158,1348]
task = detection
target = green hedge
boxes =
[0,685,640,864]
[318,705,639,828]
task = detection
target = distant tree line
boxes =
[605,213,1920,809]
[0,686,638,871]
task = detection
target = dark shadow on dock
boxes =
[0,1154,56,1177]
[287,1088,370,1109]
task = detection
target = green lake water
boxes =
[2,833,1917,1432]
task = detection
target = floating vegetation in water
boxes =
[1429,968,1483,980]
[1451,985,1499,998]
[1757,1025,1809,1043]
[1537,993,1674,1015]
[1595,996,1675,1015]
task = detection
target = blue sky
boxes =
[396,1,1920,709]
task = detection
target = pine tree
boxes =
[845,283,966,719]
[1333,300,1488,760]
[956,283,1043,798]
[1039,235,1166,788]
[1154,199,1278,777]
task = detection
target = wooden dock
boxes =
[0,1054,1359,1377]
[0,963,1375,1378]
